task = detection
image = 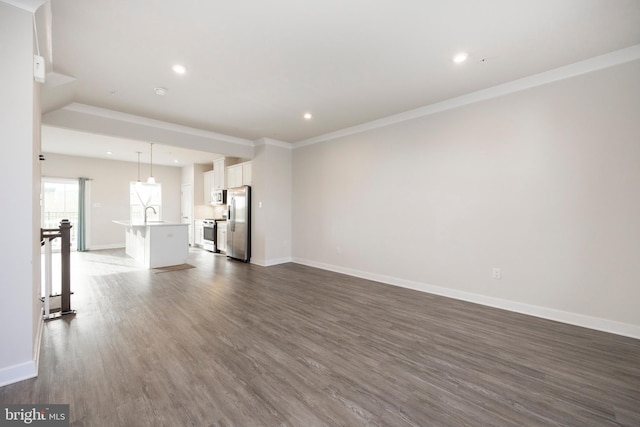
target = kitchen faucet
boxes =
[144,206,157,223]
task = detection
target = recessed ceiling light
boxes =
[303,112,312,120]
[174,159,179,163]
[453,52,468,64]
[154,87,168,96]
[106,151,113,155]
[172,64,187,75]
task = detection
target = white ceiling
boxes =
[32,0,640,161]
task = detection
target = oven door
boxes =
[203,223,216,252]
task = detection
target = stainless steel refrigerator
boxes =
[226,185,251,262]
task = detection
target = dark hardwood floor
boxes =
[1,248,639,426]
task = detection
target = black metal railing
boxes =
[43,212,77,249]
[41,219,76,318]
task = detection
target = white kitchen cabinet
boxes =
[242,162,252,185]
[115,221,189,269]
[226,161,252,188]
[217,221,227,253]
[203,170,214,204]
[213,158,229,190]
[226,164,242,189]
[194,220,203,247]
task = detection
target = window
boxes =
[42,178,79,251]
[130,182,162,222]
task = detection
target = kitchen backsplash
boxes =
[194,204,214,219]
[194,204,227,220]
[213,205,227,219]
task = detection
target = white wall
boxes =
[193,163,209,206]
[0,2,41,386]
[251,140,293,266]
[264,144,292,263]
[42,154,182,249]
[251,144,267,263]
[183,163,214,219]
[292,59,640,337]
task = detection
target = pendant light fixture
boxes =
[147,142,156,184]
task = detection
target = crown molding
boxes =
[253,137,293,149]
[62,103,255,147]
[294,44,640,149]
[0,0,47,13]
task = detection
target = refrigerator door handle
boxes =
[229,197,236,232]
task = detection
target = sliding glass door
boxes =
[42,178,79,251]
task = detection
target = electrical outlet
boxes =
[336,246,341,255]
[492,268,502,279]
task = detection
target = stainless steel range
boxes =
[202,219,216,252]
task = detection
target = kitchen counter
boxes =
[113,220,185,227]
[113,220,188,268]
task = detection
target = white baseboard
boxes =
[0,360,37,388]
[88,244,125,251]
[251,257,292,267]
[0,312,44,388]
[292,257,640,340]
[33,314,44,376]
[264,257,292,267]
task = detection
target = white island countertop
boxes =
[113,220,187,227]
[113,220,189,268]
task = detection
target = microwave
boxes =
[211,189,227,205]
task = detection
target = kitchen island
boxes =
[113,220,189,269]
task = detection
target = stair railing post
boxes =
[44,237,52,318]
[59,219,72,314]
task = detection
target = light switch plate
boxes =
[34,55,45,83]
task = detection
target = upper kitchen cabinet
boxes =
[213,158,225,190]
[227,161,252,189]
[226,164,242,189]
[242,162,252,185]
[213,157,240,190]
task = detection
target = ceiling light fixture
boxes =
[147,143,156,184]
[453,52,468,64]
[106,151,113,155]
[303,112,313,120]
[154,87,168,96]
[172,64,187,75]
